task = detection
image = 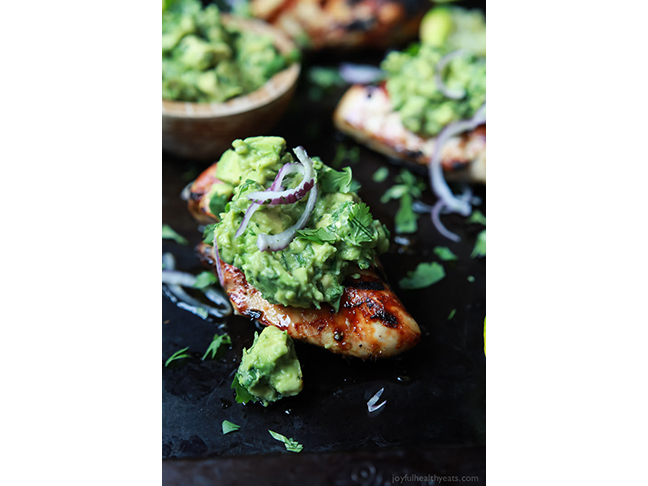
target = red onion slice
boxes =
[257,184,318,252]
[235,163,305,238]
[367,387,387,413]
[339,63,384,85]
[162,253,232,318]
[212,240,225,288]
[246,147,314,205]
[428,103,486,241]
[435,49,468,100]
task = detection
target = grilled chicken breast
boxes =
[250,0,428,50]
[334,84,486,183]
[196,243,420,359]
[187,162,220,224]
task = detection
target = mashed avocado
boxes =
[233,326,303,406]
[420,6,486,56]
[381,43,486,137]
[162,0,294,102]
[212,136,390,310]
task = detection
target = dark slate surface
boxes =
[162,18,486,482]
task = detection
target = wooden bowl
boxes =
[162,15,301,160]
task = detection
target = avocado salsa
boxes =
[232,326,303,407]
[381,43,486,138]
[210,136,390,310]
[162,0,293,103]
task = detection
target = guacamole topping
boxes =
[420,6,486,56]
[212,136,389,310]
[162,0,293,103]
[233,326,303,406]
[381,43,486,137]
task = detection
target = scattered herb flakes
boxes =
[195,307,209,319]
[296,227,337,245]
[202,333,232,361]
[165,347,191,367]
[447,309,456,320]
[380,169,426,234]
[202,223,217,244]
[193,271,218,289]
[467,276,475,283]
[320,166,353,193]
[222,420,240,435]
[467,209,486,225]
[471,230,486,258]
[399,262,445,290]
[331,144,360,168]
[433,246,458,261]
[394,193,418,234]
[307,66,344,89]
[307,66,344,101]
[209,193,229,218]
[231,375,255,405]
[162,224,188,245]
[372,167,389,183]
[269,430,303,453]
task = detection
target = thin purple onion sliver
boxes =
[235,162,305,238]
[257,183,318,252]
[428,103,486,241]
[434,49,469,100]
[247,147,314,205]
[213,239,225,288]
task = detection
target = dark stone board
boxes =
[162,16,486,482]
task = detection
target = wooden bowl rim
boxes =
[162,15,301,120]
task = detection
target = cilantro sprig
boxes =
[471,230,486,258]
[193,271,218,289]
[202,333,231,361]
[433,246,458,261]
[165,347,191,367]
[399,262,445,290]
[381,170,427,234]
[269,430,303,453]
[162,224,188,245]
[222,420,240,435]
[231,375,256,405]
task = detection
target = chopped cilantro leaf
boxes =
[471,230,486,258]
[399,262,445,290]
[320,166,353,193]
[381,184,409,203]
[193,271,218,289]
[195,307,209,319]
[162,224,188,245]
[331,144,360,168]
[348,203,375,244]
[467,210,486,225]
[380,169,426,234]
[394,193,418,234]
[448,309,456,320]
[202,333,232,360]
[231,375,256,404]
[222,420,240,435]
[295,227,337,245]
[209,193,229,218]
[372,167,389,182]
[433,246,458,261]
[269,430,303,453]
[307,66,344,89]
[165,347,191,367]
[202,223,217,244]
